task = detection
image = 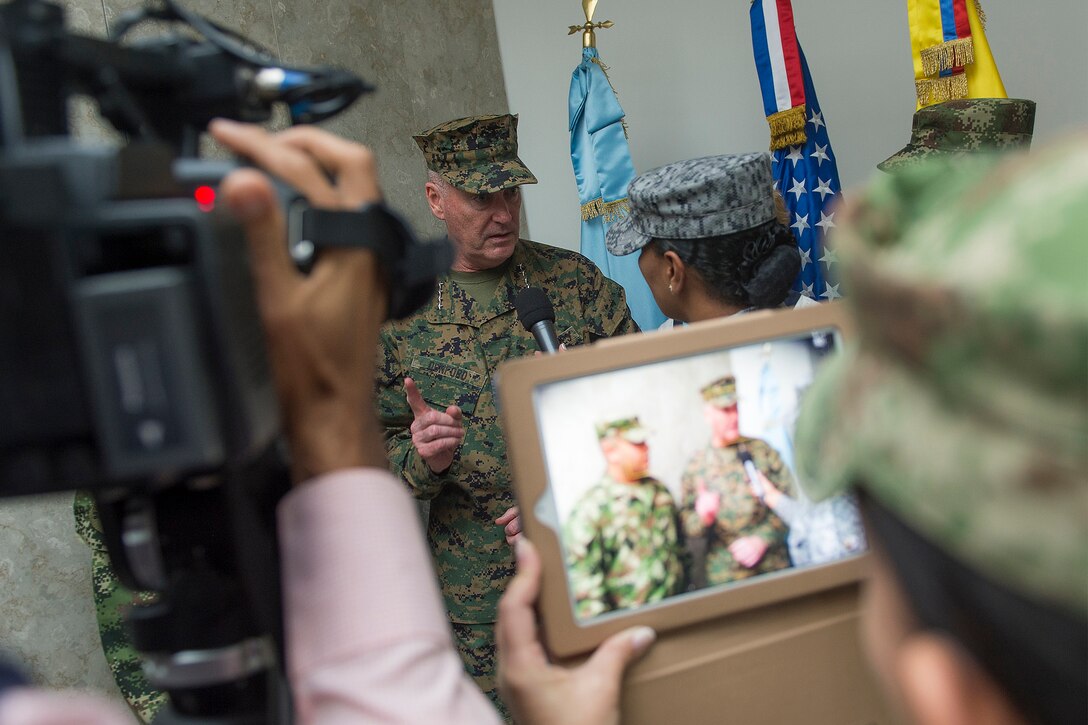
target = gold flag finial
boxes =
[567,0,614,48]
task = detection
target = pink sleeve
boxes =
[277,469,501,725]
[0,688,132,724]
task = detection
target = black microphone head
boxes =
[737,444,754,464]
[515,287,555,330]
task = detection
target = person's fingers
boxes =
[495,506,518,526]
[404,377,434,417]
[219,168,297,304]
[496,538,548,669]
[413,423,464,444]
[275,126,382,205]
[447,405,463,423]
[581,626,656,681]
[210,119,339,207]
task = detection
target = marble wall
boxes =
[0,0,508,704]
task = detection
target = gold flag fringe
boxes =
[590,56,630,140]
[920,37,975,76]
[974,0,987,30]
[916,73,969,107]
[766,105,807,151]
[580,196,630,222]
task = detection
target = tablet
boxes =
[499,303,891,724]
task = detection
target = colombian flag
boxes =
[907,0,1006,108]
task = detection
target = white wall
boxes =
[493,1,1088,252]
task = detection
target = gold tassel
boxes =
[915,73,970,107]
[601,198,630,224]
[580,197,630,222]
[920,37,975,76]
[590,56,630,140]
[581,197,603,221]
[974,0,987,30]
[766,105,807,151]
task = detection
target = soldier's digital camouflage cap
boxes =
[606,153,777,256]
[878,98,1036,172]
[795,140,1088,615]
[701,375,738,408]
[414,113,538,194]
[596,416,650,443]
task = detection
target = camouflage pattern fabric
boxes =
[377,239,637,677]
[563,475,688,619]
[700,374,738,407]
[605,152,776,256]
[594,416,649,442]
[795,142,1088,617]
[877,98,1036,172]
[679,437,794,586]
[73,493,167,723]
[450,622,510,723]
[414,114,538,194]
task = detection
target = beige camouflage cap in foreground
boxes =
[795,139,1088,615]
[414,113,538,194]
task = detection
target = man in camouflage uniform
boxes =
[679,375,794,586]
[877,97,1035,172]
[563,417,687,619]
[73,494,166,723]
[377,113,637,715]
[794,143,1086,724]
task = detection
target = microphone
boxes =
[737,445,766,501]
[515,287,560,354]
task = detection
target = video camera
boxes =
[0,0,374,494]
[0,1,440,721]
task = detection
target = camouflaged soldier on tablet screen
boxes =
[563,417,688,619]
[376,113,636,715]
[679,374,795,586]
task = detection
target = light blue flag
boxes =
[569,46,665,331]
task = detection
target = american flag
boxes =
[750,0,841,301]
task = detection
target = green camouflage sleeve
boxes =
[750,442,792,547]
[376,327,445,500]
[74,493,167,723]
[578,258,640,340]
[564,494,610,619]
[678,457,709,540]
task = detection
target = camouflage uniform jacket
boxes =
[377,239,637,623]
[679,437,794,585]
[564,474,688,619]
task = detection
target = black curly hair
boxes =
[649,219,800,309]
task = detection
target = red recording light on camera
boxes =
[194,185,216,211]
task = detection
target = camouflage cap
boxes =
[596,416,650,443]
[414,113,538,194]
[795,139,1088,615]
[878,98,1036,172]
[700,375,738,408]
[606,153,777,256]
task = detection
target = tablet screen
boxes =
[532,326,865,622]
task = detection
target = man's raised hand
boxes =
[405,376,464,473]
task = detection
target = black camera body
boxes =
[1,142,279,495]
[0,0,371,496]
